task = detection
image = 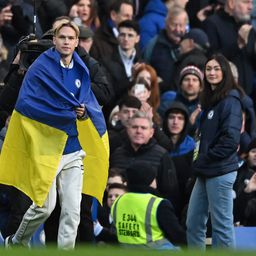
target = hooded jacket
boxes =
[162,101,195,209]
[162,101,195,156]
[139,0,167,49]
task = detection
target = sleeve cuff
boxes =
[94,221,103,236]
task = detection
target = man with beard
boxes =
[159,65,204,136]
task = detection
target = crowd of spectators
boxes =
[0,0,256,250]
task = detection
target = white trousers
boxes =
[14,150,85,249]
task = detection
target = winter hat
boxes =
[247,139,256,153]
[183,28,210,51]
[126,162,157,187]
[179,65,204,87]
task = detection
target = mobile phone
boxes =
[134,83,145,96]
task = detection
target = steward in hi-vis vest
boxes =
[110,161,187,250]
[111,193,167,245]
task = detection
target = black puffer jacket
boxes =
[110,138,180,213]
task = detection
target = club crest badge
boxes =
[75,79,81,88]
[208,110,214,119]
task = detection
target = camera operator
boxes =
[0,33,53,117]
[0,33,54,240]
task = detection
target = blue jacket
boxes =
[139,0,167,50]
[193,89,242,177]
[169,136,195,158]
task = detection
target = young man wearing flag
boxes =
[0,20,109,249]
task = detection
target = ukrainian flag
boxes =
[0,48,109,207]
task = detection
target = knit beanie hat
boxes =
[126,162,157,187]
[179,65,204,87]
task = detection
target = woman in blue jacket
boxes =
[186,54,244,249]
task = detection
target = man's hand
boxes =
[190,104,202,125]
[131,62,144,79]
[197,5,214,22]
[180,38,195,54]
[244,173,256,193]
[69,4,79,18]
[75,104,87,119]
[238,24,253,49]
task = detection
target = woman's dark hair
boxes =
[200,53,245,109]
[72,0,99,28]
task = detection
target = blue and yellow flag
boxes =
[0,48,109,207]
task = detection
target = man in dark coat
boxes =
[110,111,180,214]
[142,5,196,92]
[101,20,141,103]
[90,0,134,62]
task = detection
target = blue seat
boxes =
[235,227,256,250]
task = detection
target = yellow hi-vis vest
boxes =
[111,193,165,245]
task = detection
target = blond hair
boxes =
[53,20,80,38]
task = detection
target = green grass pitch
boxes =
[1,245,256,256]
